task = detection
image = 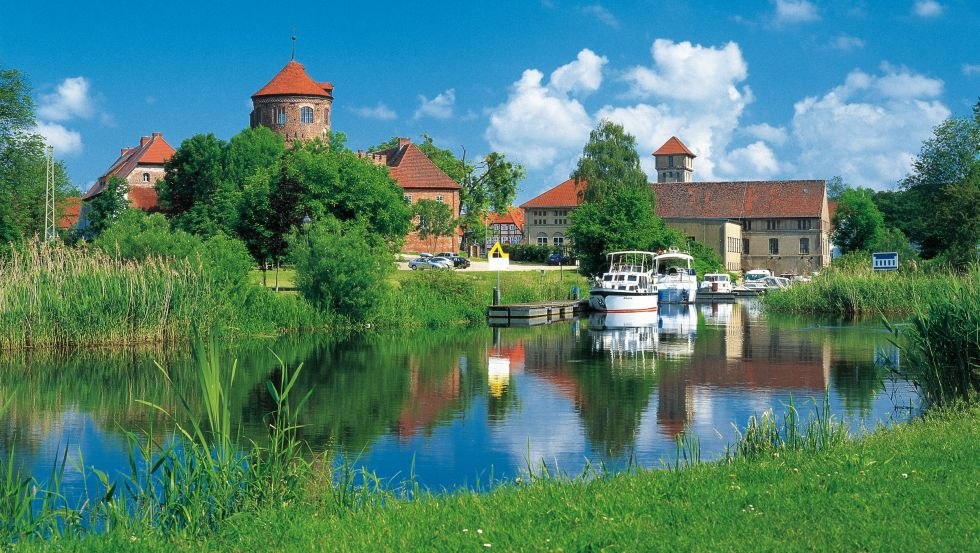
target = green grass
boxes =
[28,405,978,552]
[763,268,971,315]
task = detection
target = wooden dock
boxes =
[487,300,589,327]
[696,291,737,303]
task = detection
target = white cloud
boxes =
[830,34,865,51]
[624,40,748,103]
[37,77,94,122]
[617,39,754,180]
[716,141,782,178]
[549,49,607,95]
[962,64,980,76]
[745,123,788,145]
[485,50,608,170]
[773,0,819,24]
[792,67,949,189]
[414,89,456,120]
[352,102,398,120]
[913,1,943,18]
[35,121,83,154]
[581,4,619,28]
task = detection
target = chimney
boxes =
[398,137,411,148]
[121,148,129,156]
[140,136,150,146]
[151,132,162,138]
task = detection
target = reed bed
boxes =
[762,269,968,315]
[0,241,326,349]
[891,271,980,407]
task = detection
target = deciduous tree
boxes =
[831,187,885,254]
[412,199,456,253]
[84,175,128,238]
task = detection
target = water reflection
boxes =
[1,301,917,497]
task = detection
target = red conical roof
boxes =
[653,136,696,157]
[252,60,331,98]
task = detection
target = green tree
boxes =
[831,187,885,254]
[0,66,72,242]
[900,103,980,260]
[290,217,395,321]
[567,120,679,275]
[156,133,232,237]
[412,199,456,252]
[83,175,128,238]
[573,119,649,203]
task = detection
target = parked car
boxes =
[408,257,441,270]
[429,256,455,268]
[436,252,456,258]
[547,252,574,265]
[450,255,471,269]
[418,252,433,258]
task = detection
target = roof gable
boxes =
[253,60,331,98]
[372,141,460,190]
[519,178,584,208]
[488,207,526,230]
[83,133,174,200]
[653,136,696,157]
[652,180,826,219]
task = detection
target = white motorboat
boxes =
[588,251,659,313]
[654,248,698,304]
[699,273,734,294]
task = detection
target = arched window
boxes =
[553,233,564,247]
[536,232,548,246]
[274,106,287,125]
[300,106,314,124]
[142,172,150,183]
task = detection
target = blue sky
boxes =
[4,0,977,201]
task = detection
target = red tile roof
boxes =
[253,60,332,98]
[371,139,460,190]
[488,207,526,231]
[519,178,585,208]
[129,187,159,211]
[59,197,81,229]
[82,133,174,205]
[653,136,696,157]
[652,180,826,219]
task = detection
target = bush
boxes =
[290,217,394,321]
[93,209,200,260]
[503,243,551,263]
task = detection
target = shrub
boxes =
[290,217,394,321]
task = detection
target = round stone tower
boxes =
[250,59,333,142]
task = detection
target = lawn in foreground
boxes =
[77,406,979,552]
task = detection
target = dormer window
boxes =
[142,172,150,183]
[300,106,314,124]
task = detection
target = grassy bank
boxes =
[763,268,975,315]
[0,242,325,349]
[18,404,977,551]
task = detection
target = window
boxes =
[142,172,150,183]
[769,238,779,255]
[274,106,287,125]
[799,237,810,255]
[766,219,778,230]
[553,234,564,246]
[668,156,674,168]
[536,233,548,246]
[404,193,413,203]
[744,219,752,231]
[435,195,444,203]
[797,218,812,230]
[300,106,314,124]
[743,238,750,255]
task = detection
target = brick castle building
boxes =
[250,59,333,142]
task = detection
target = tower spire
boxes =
[291,32,296,60]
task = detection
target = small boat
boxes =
[743,269,773,283]
[699,273,734,294]
[654,248,698,304]
[588,251,658,313]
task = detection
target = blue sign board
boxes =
[872,252,899,271]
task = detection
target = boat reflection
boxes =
[656,304,698,358]
[588,312,659,370]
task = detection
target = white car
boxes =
[428,256,454,268]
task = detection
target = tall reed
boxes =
[890,269,980,408]
[725,394,849,460]
[0,240,326,349]
[763,269,964,315]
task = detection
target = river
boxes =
[0,300,918,499]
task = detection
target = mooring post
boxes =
[492,287,500,306]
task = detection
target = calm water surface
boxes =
[1,300,917,499]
